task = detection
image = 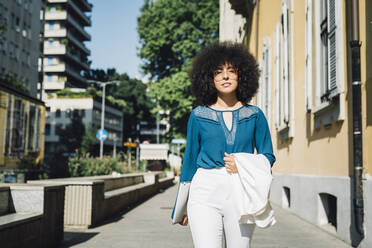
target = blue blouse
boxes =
[179,104,276,183]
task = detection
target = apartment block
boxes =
[220,0,372,247]
[40,0,91,94]
[0,0,43,98]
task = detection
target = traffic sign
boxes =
[96,129,108,141]
[171,138,186,144]
[124,142,137,148]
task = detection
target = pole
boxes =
[100,83,106,159]
[350,0,364,237]
[156,113,160,144]
[113,137,116,158]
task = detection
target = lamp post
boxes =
[88,80,120,159]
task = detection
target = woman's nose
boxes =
[223,69,228,79]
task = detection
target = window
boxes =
[48,39,54,46]
[48,74,52,82]
[10,13,15,29]
[258,41,271,123]
[48,57,53,65]
[15,17,20,32]
[45,124,51,135]
[55,109,61,117]
[274,0,294,138]
[50,6,56,12]
[49,22,54,30]
[307,0,345,126]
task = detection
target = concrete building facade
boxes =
[0,0,43,98]
[44,95,123,155]
[220,0,372,247]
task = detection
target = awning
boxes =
[139,144,169,160]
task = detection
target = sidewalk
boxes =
[60,184,351,248]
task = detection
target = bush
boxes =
[68,154,132,177]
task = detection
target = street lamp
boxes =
[87,79,120,159]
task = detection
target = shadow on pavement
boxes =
[59,232,99,247]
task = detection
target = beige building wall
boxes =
[220,0,371,245]
[245,0,350,177]
[360,0,372,178]
[0,86,45,169]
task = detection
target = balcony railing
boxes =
[67,31,90,55]
[68,0,91,26]
[66,49,89,70]
[44,28,67,38]
[65,65,86,84]
[45,10,67,20]
[44,45,66,55]
[67,13,91,41]
[44,63,66,72]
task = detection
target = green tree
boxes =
[81,125,97,154]
[106,71,155,141]
[137,0,219,80]
[84,68,154,141]
[137,0,219,138]
[56,110,86,153]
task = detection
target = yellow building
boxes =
[0,84,45,183]
[220,0,371,246]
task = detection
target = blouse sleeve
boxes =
[179,110,200,182]
[254,109,276,167]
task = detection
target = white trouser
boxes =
[187,167,255,248]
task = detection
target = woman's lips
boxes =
[221,82,232,87]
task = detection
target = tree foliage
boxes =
[137,0,219,80]
[137,0,219,137]
[84,68,154,141]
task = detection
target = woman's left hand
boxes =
[224,152,238,173]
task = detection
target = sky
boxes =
[86,0,144,79]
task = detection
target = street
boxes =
[60,183,351,248]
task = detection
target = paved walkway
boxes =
[60,184,351,248]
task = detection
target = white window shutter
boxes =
[264,47,271,122]
[274,23,280,129]
[327,0,338,98]
[305,0,312,111]
[257,59,263,109]
[282,2,289,124]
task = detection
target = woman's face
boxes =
[213,63,238,96]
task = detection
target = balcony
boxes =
[74,0,92,12]
[45,10,67,20]
[67,31,90,55]
[67,13,91,41]
[43,80,66,90]
[44,63,66,72]
[44,28,67,38]
[65,65,86,85]
[44,44,66,55]
[66,49,89,70]
[67,0,91,26]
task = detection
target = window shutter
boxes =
[264,47,270,122]
[274,23,280,129]
[327,0,338,97]
[257,59,263,109]
[282,2,289,123]
[305,0,312,111]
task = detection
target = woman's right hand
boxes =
[179,215,188,226]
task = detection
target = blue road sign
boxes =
[171,138,186,144]
[96,129,108,141]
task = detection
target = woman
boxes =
[172,42,276,248]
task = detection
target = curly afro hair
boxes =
[190,41,260,106]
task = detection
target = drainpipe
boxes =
[255,0,260,58]
[350,0,364,237]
